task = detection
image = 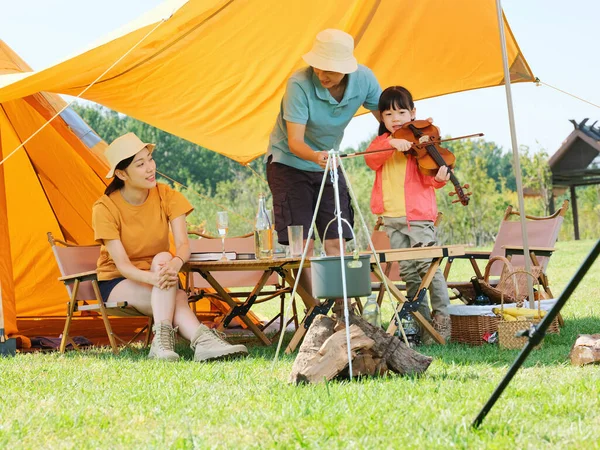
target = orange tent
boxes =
[0,41,109,336]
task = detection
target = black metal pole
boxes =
[472,239,600,428]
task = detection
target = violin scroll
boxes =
[449,184,472,205]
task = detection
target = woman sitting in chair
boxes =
[92,132,248,362]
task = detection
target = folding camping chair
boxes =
[185,230,297,339]
[47,232,152,354]
[444,200,569,303]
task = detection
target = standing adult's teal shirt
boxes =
[267,64,381,172]
[265,27,383,287]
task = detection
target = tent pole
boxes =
[495,0,535,307]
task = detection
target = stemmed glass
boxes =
[216,211,229,261]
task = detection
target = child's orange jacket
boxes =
[364,133,446,222]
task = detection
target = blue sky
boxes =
[1,0,598,157]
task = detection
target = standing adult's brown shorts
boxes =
[266,159,354,245]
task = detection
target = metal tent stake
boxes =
[473,239,600,428]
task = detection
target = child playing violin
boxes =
[364,86,452,343]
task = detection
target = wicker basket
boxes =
[496,269,560,350]
[449,256,544,305]
[483,256,543,305]
[451,314,499,346]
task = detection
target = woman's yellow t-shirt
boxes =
[381,151,408,217]
[92,183,193,281]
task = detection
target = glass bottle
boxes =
[361,294,381,328]
[470,276,491,305]
[254,194,273,260]
[451,287,471,304]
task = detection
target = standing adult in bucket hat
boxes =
[265,29,382,314]
[93,132,248,362]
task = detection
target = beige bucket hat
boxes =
[302,29,358,74]
[104,132,155,178]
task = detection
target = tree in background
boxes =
[436,139,507,246]
[517,145,553,216]
[72,104,242,192]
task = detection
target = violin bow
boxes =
[339,133,484,159]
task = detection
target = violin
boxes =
[392,120,472,206]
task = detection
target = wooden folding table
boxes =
[186,257,317,346]
[285,245,465,353]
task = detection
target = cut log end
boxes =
[569,334,600,366]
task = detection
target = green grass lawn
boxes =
[1,240,599,449]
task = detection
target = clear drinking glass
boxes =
[216,211,229,261]
[287,225,304,257]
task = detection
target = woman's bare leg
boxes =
[108,252,201,337]
[172,290,203,341]
[107,279,153,315]
[148,252,177,325]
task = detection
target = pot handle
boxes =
[320,217,359,259]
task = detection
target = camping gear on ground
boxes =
[30,335,93,350]
[400,314,420,346]
[450,309,500,347]
[449,299,558,347]
[0,282,17,356]
[495,269,560,350]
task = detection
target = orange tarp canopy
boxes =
[0,0,533,164]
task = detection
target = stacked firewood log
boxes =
[290,314,433,384]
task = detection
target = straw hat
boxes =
[302,29,358,74]
[104,132,155,178]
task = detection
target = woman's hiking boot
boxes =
[148,323,180,361]
[190,324,248,362]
